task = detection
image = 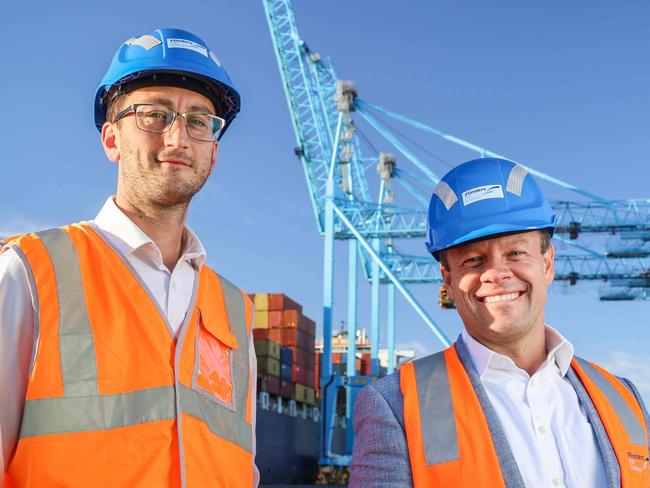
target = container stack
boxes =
[251,293,317,406]
[255,338,281,396]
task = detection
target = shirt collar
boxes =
[544,324,574,376]
[461,324,574,378]
[93,196,207,269]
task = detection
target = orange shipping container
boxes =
[283,309,300,328]
[332,353,344,364]
[253,328,312,350]
[268,293,302,313]
[268,310,284,328]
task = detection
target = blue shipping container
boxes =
[281,362,293,381]
[280,346,293,365]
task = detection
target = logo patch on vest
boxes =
[628,451,649,472]
[462,184,504,206]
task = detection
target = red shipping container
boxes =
[303,334,315,352]
[268,294,302,313]
[280,380,295,399]
[292,364,305,384]
[283,309,300,328]
[253,329,270,341]
[257,375,280,395]
[292,365,315,388]
[361,358,372,376]
[286,328,312,350]
[298,315,316,337]
[286,346,315,369]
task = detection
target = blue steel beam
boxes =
[387,283,396,374]
[376,250,649,284]
[330,199,650,239]
[355,98,607,202]
[332,203,452,347]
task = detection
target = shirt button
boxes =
[552,479,560,486]
[172,280,177,289]
[530,377,537,387]
[538,425,546,434]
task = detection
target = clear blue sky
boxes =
[3,1,649,402]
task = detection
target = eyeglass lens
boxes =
[135,105,223,141]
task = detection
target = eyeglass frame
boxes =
[112,103,226,142]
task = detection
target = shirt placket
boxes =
[527,366,566,488]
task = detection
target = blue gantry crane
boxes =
[261,0,650,466]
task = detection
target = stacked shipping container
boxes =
[251,293,317,406]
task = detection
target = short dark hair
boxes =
[105,90,130,124]
[439,229,553,271]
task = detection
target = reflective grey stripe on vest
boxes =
[180,275,252,452]
[412,351,459,465]
[20,386,176,437]
[37,228,98,396]
[575,357,647,446]
[20,385,252,453]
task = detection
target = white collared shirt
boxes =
[462,326,608,488]
[0,197,258,485]
[93,197,206,335]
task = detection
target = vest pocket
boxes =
[191,316,237,411]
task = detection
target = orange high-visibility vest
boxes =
[3,224,255,487]
[400,343,649,487]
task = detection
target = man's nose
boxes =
[480,258,513,284]
[165,114,191,147]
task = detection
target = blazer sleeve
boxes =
[349,373,414,488]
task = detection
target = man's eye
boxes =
[464,256,482,265]
[187,116,208,128]
[509,250,525,257]
[148,111,167,119]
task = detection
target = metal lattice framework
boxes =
[262,0,650,465]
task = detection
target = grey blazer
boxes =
[349,337,650,488]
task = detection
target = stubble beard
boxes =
[119,144,212,219]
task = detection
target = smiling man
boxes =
[350,158,649,487]
[1,29,258,486]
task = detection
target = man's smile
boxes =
[477,290,525,304]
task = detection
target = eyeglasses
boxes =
[113,103,225,142]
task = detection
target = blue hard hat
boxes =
[94,28,241,139]
[426,157,556,260]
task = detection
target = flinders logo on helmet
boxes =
[167,38,208,58]
[462,184,504,206]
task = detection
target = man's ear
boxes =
[101,122,120,163]
[210,140,219,174]
[440,262,455,301]
[543,242,555,285]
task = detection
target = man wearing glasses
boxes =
[1,28,258,486]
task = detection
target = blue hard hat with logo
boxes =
[94,28,240,139]
[426,157,556,260]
